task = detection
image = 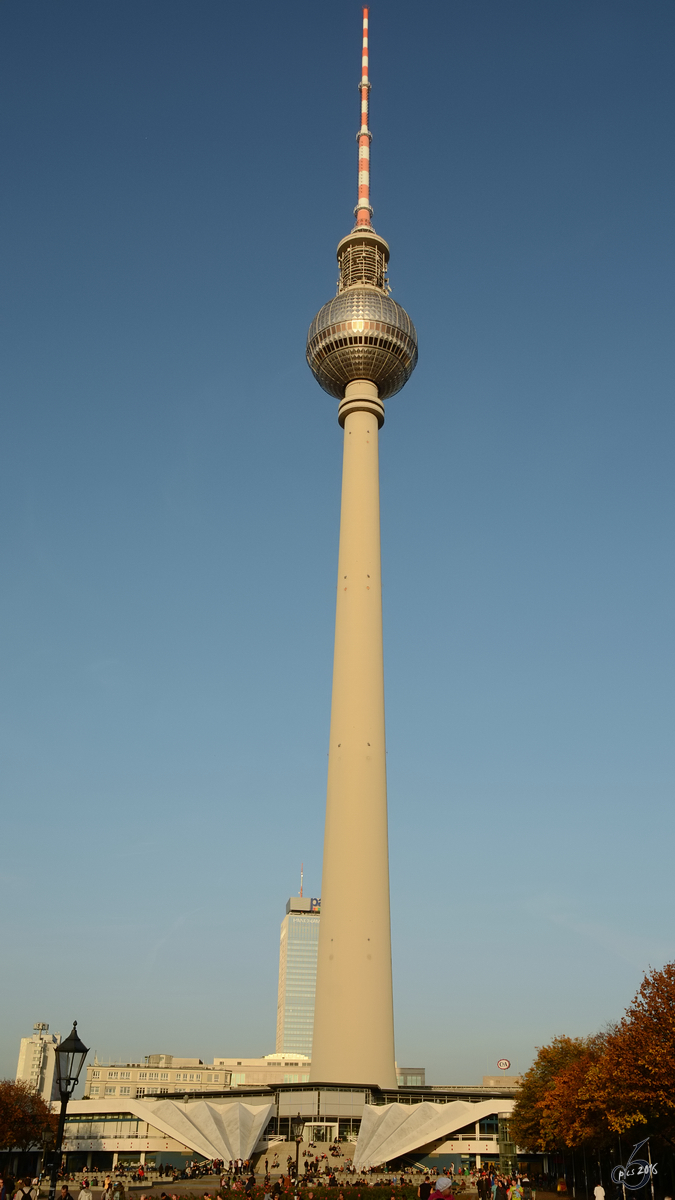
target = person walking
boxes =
[14,1180,35,1200]
[419,1178,433,1200]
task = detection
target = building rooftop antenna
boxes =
[300,862,304,898]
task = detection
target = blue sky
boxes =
[1,0,674,1086]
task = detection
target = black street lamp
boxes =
[48,1022,89,1200]
[291,1113,305,1182]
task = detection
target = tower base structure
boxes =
[58,1080,522,1174]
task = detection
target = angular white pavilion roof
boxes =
[353,1098,514,1169]
[65,1097,274,1162]
[142,1098,274,1161]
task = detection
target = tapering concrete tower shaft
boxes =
[310,380,396,1088]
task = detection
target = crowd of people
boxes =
[417,1171,535,1200]
[0,1159,580,1200]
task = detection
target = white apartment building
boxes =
[16,1023,61,1103]
[83,1056,231,1099]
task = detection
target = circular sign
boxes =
[497,1059,511,1071]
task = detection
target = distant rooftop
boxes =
[286,896,320,914]
[263,1052,310,1061]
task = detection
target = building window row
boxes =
[90,1080,225,1097]
[114,1070,207,1083]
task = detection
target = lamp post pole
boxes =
[49,1104,69,1200]
[291,1114,305,1184]
[48,1022,89,1200]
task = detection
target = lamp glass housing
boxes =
[54,1022,89,1097]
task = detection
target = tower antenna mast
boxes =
[300,862,304,898]
[356,7,373,228]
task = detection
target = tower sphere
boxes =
[306,228,418,403]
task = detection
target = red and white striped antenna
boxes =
[355,7,373,228]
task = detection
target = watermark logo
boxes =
[611,1140,658,1191]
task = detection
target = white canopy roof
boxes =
[66,1097,274,1162]
[353,1098,514,1169]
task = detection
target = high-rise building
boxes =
[15,1022,61,1103]
[306,8,417,1088]
[275,895,320,1058]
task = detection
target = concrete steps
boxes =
[254,1140,356,1176]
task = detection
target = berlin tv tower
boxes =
[307,8,418,1088]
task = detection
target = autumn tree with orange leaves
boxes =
[591,961,675,1148]
[510,1034,610,1152]
[0,1079,57,1152]
[511,962,675,1152]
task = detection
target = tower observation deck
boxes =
[307,9,418,1089]
[307,10,417,416]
